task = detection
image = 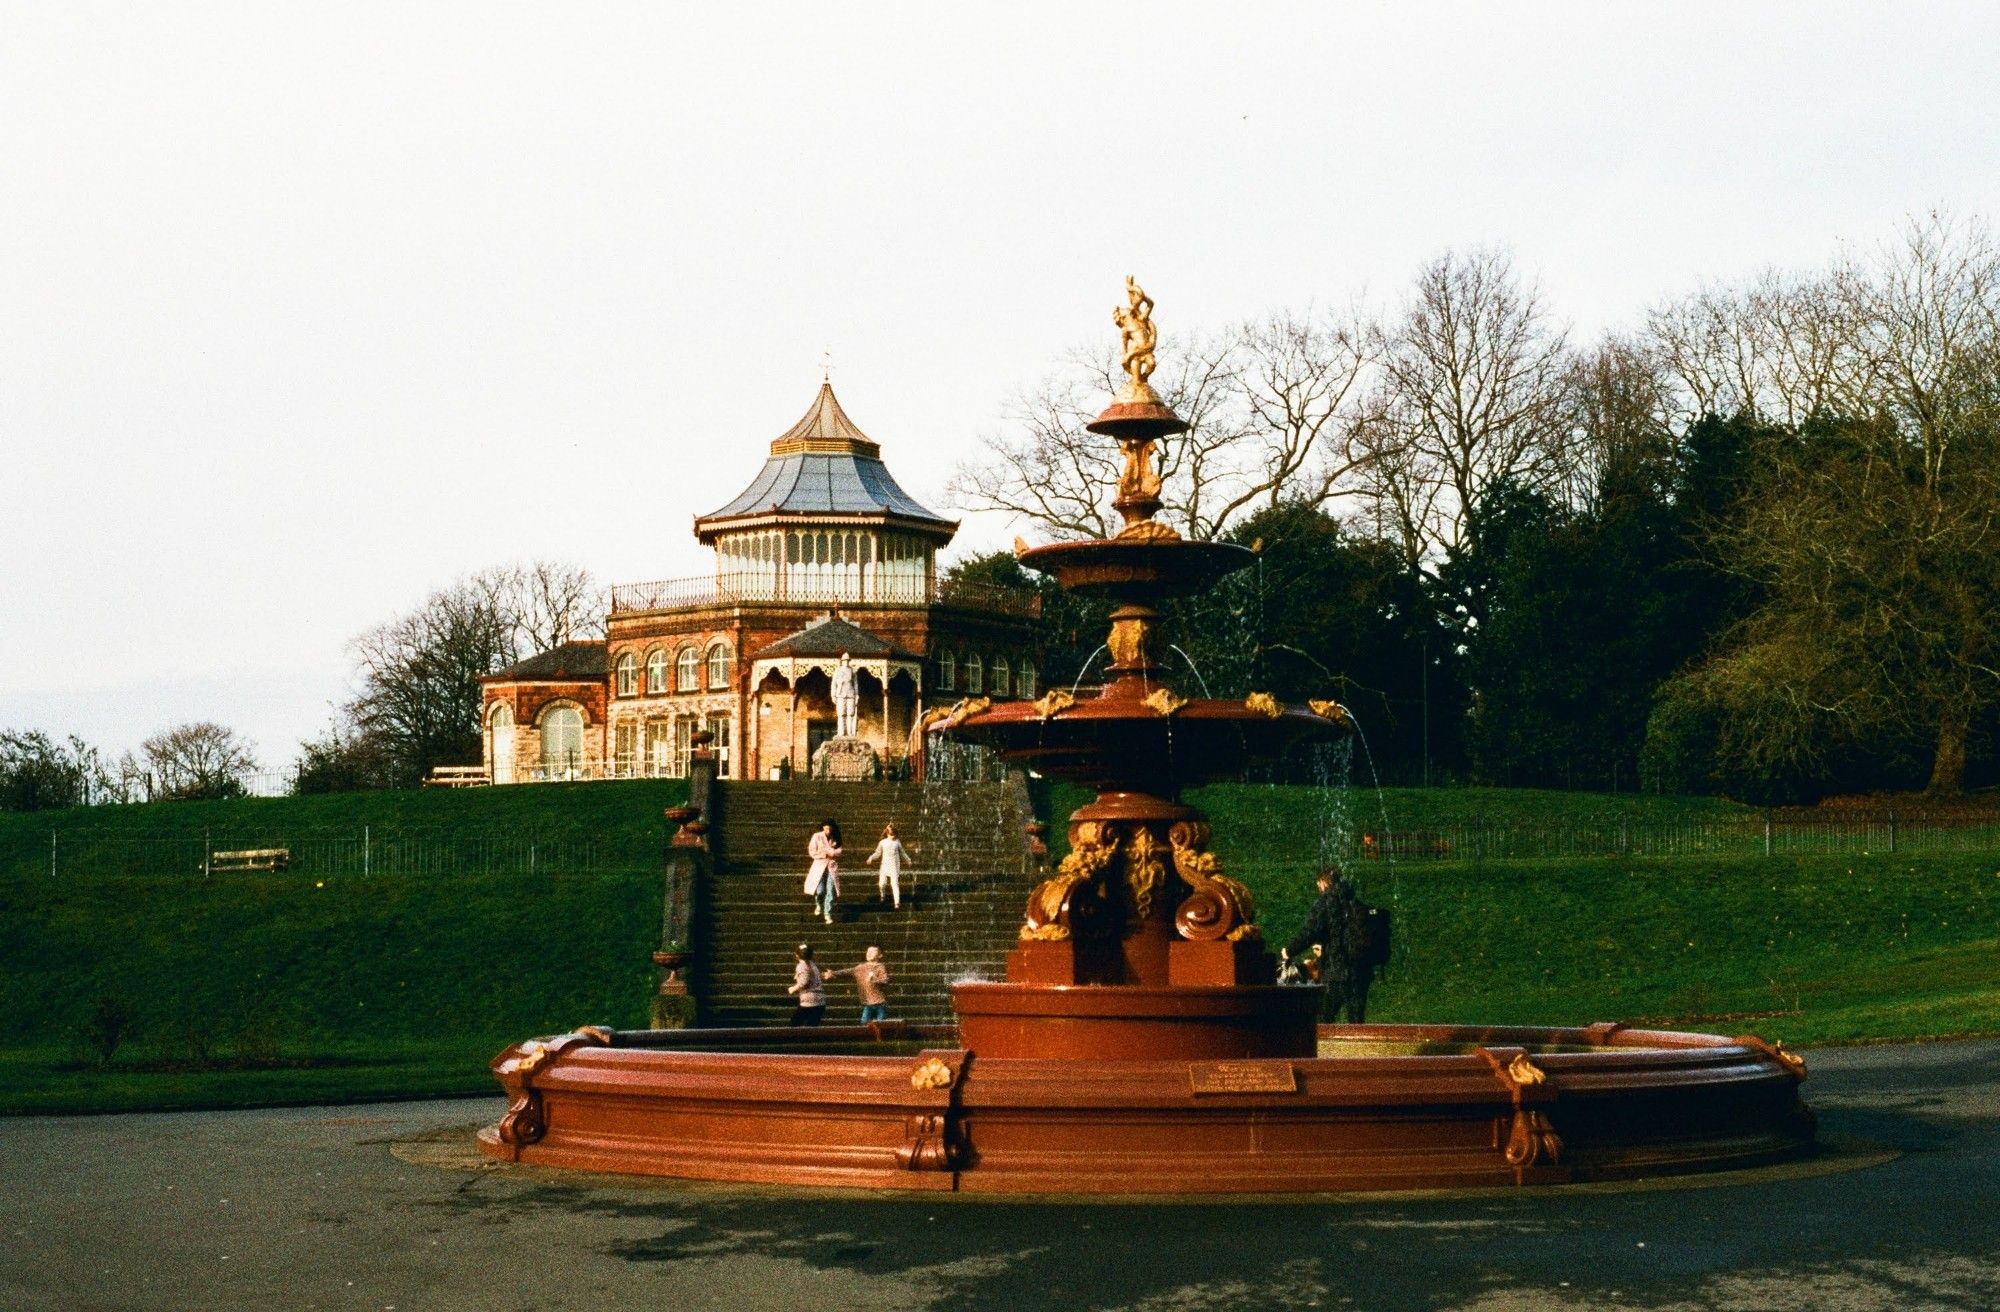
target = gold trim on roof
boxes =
[769,436,882,458]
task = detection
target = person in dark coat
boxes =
[1282,866,1370,1023]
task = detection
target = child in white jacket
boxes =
[866,824,910,909]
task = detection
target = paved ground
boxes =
[5,1039,1998,1311]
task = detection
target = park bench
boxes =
[206,848,291,873]
[424,765,490,788]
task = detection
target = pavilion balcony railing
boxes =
[609,571,1041,618]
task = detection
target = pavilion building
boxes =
[479,382,1041,783]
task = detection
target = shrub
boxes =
[80,994,134,1067]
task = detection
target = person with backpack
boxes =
[1281,865,1384,1024]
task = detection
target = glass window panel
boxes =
[541,707,584,778]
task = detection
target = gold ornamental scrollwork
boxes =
[1115,518,1181,543]
[1022,821,1120,941]
[1506,1052,1548,1087]
[503,1041,553,1079]
[1244,692,1283,718]
[1031,688,1076,720]
[1736,1035,1809,1081]
[1307,699,1350,726]
[910,1057,954,1091]
[1142,688,1188,717]
[1107,616,1151,669]
[1125,826,1167,923]
[948,696,993,724]
[1167,820,1261,942]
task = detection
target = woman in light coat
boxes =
[865,823,911,910]
[804,819,842,924]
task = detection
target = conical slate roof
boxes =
[695,383,956,542]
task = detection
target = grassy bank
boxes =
[0,862,664,1113]
[0,779,689,881]
[4,781,1997,1113]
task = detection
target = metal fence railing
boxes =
[1335,813,2000,862]
[5,826,659,882]
[608,571,1040,617]
[12,811,1999,883]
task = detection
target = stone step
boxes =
[691,778,1033,1030]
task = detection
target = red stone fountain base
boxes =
[952,982,1319,1059]
[476,1022,1816,1194]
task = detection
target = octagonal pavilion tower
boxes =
[479,382,1041,784]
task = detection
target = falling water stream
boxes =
[1168,644,1214,698]
[1068,644,1110,698]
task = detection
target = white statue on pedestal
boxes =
[831,652,860,739]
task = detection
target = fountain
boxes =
[477,280,1815,1193]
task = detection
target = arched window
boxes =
[615,652,638,698]
[1017,659,1037,698]
[488,702,515,785]
[677,645,700,692]
[706,641,733,690]
[992,657,1010,698]
[645,648,668,694]
[540,705,584,779]
[938,649,956,692]
[965,653,984,695]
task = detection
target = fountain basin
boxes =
[953,697,1337,789]
[477,1021,1815,1194]
[1016,538,1254,601]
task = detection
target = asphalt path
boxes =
[5,1039,1998,1311]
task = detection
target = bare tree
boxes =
[951,310,1374,542]
[1686,212,2000,792]
[347,580,517,784]
[949,354,1123,540]
[951,332,1251,541]
[142,722,259,801]
[1646,268,1871,427]
[471,561,604,655]
[1556,335,1676,506]
[1356,248,1573,564]
[1221,306,1374,520]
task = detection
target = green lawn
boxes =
[4,781,1997,1114]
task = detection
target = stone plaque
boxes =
[1188,1061,1298,1095]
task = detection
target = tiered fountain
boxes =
[478,281,1816,1194]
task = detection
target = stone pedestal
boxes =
[811,737,880,781]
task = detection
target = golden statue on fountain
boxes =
[1106,277,1176,541]
[1112,275,1160,404]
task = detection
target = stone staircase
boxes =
[693,778,1038,1027]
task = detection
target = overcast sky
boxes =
[5,2,1999,771]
